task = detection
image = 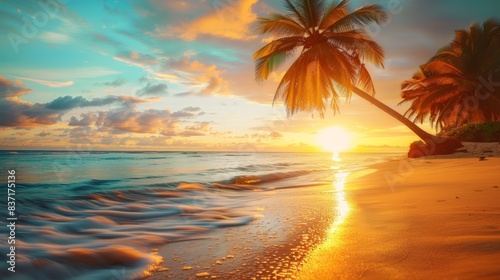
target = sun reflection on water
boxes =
[332,151,341,162]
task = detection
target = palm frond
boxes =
[298,0,326,29]
[283,0,311,33]
[325,29,384,68]
[401,18,500,129]
[327,5,389,33]
[423,60,463,76]
[319,0,349,30]
[273,41,359,116]
[252,36,303,59]
[253,37,303,82]
[358,63,375,95]
[256,14,307,37]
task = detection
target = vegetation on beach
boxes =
[252,0,462,156]
[409,121,500,157]
[439,121,500,142]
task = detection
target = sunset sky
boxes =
[1,0,499,152]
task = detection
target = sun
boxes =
[316,126,352,153]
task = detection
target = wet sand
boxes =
[149,177,340,279]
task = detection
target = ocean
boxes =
[0,150,403,279]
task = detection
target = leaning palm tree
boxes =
[401,19,500,130]
[252,0,462,155]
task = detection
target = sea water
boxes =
[0,150,402,279]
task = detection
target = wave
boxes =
[2,167,326,279]
[2,174,301,279]
[230,169,319,185]
[223,153,251,157]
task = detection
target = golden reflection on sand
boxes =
[329,170,350,234]
[294,168,352,279]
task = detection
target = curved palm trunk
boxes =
[352,87,463,157]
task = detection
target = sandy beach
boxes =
[298,148,500,279]
[424,142,500,159]
[149,144,500,279]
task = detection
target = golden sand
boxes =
[298,156,500,279]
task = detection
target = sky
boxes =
[0,0,499,152]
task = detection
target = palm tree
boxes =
[401,19,500,130]
[252,0,462,155]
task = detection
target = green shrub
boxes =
[439,121,500,142]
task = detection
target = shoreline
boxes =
[149,174,341,279]
[148,145,500,279]
[148,166,380,279]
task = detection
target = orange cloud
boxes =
[114,52,160,67]
[163,0,258,41]
[0,76,31,98]
[157,55,230,96]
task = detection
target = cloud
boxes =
[269,131,283,138]
[1,95,147,128]
[92,33,123,48]
[39,32,71,45]
[0,77,154,127]
[113,49,230,96]
[136,83,168,96]
[12,68,120,80]
[96,78,127,87]
[0,76,31,98]
[68,108,178,135]
[103,109,177,134]
[69,112,106,127]
[162,0,258,41]
[185,122,212,132]
[234,131,284,139]
[0,77,59,127]
[0,99,61,127]
[158,55,229,96]
[67,107,207,137]
[170,107,202,118]
[36,130,52,137]
[182,106,201,112]
[170,111,195,118]
[15,76,74,88]
[45,95,149,110]
[114,51,160,67]
[178,130,206,137]
[176,122,212,137]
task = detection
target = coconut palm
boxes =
[401,19,500,130]
[252,0,462,155]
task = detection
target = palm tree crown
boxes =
[253,0,465,156]
[400,19,500,130]
[253,0,388,116]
